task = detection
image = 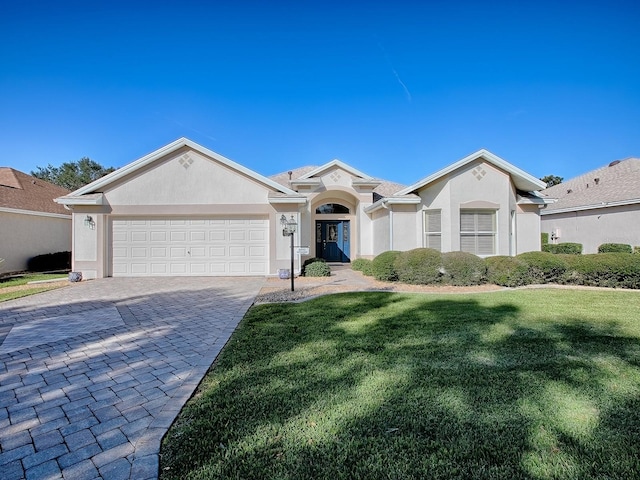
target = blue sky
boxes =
[1,0,639,186]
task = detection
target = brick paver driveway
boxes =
[0,277,264,479]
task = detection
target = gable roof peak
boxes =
[299,159,374,180]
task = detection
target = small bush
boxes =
[395,248,442,285]
[440,251,486,286]
[561,253,640,289]
[542,242,583,255]
[517,251,568,284]
[27,251,71,272]
[301,257,327,276]
[304,261,331,277]
[635,246,640,255]
[371,251,401,282]
[485,256,531,287]
[598,243,632,254]
[541,232,549,245]
[351,258,374,276]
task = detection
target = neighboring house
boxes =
[55,138,550,279]
[541,157,640,253]
[0,168,72,273]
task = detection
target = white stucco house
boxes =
[55,138,550,279]
[541,157,640,253]
[0,168,72,273]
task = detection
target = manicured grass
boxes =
[160,289,640,480]
[0,273,68,302]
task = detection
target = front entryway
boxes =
[316,220,350,262]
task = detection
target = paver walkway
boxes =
[0,276,264,480]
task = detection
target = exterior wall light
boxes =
[84,215,95,229]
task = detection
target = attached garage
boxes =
[111,217,269,276]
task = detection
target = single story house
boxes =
[541,157,640,253]
[56,138,550,279]
[0,168,72,273]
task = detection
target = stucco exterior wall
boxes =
[417,160,514,255]
[516,204,542,254]
[541,204,640,253]
[104,149,272,206]
[371,209,390,256]
[0,211,71,273]
[391,205,420,251]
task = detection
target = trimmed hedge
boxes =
[542,242,583,254]
[440,251,486,286]
[394,248,442,285]
[27,251,71,272]
[561,253,640,289]
[485,256,531,287]
[516,251,568,284]
[371,251,401,282]
[541,232,549,245]
[598,243,632,254]
[351,258,374,277]
[304,261,331,277]
[301,257,327,276]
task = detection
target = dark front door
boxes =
[316,220,350,262]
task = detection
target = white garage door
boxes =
[111,217,269,276]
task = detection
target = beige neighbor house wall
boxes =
[0,210,71,272]
[541,203,640,254]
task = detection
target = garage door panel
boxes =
[112,217,269,277]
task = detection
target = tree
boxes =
[540,175,563,188]
[32,158,116,191]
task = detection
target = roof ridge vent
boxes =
[609,160,621,167]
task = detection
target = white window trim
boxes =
[423,209,442,252]
[460,209,497,257]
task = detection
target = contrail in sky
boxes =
[377,40,412,102]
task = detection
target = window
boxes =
[316,203,349,214]
[460,210,496,255]
[424,210,441,251]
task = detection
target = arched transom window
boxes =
[315,203,350,214]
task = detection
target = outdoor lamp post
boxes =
[280,214,297,292]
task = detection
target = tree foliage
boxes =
[32,157,115,191]
[540,174,563,188]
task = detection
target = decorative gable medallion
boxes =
[472,166,486,181]
[179,154,194,169]
[330,171,342,183]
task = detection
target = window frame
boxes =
[423,209,442,252]
[459,209,497,256]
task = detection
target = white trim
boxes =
[0,207,71,219]
[396,149,546,195]
[55,193,105,206]
[268,197,308,205]
[364,196,421,214]
[65,138,299,197]
[299,159,374,180]
[541,197,640,215]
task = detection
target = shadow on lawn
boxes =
[161,291,640,480]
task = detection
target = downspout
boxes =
[382,200,393,250]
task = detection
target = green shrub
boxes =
[598,243,633,254]
[635,246,640,255]
[440,251,486,286]
[394,248,442,285]
[561,253,640,289]
[517,251,568,284]
[541,232,549,245]
[304,261,331,277]
[351,258,374,276]
[542,242,582,255]
[371,251,401,282]
[27,251,71,272]
[485,256,531,287]
[301,257,327,276]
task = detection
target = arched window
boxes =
[315,203,350,214]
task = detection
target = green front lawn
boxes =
[160,289,640,480]
[0,273,68,302]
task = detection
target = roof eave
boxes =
[67,138,298,197]
[55,193,105,206]
[541,198,640,215]
[364,196,421,213]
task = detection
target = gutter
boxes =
[540,197,640,215]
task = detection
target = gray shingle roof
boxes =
[268,167,406,198]
[541,158,640,212]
